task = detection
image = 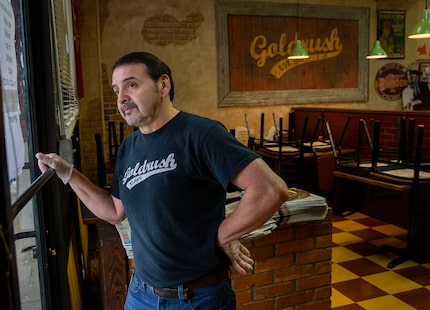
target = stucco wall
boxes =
[77,0,426,181]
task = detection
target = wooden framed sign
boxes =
[215,1,369,106]
[377,10,405,59]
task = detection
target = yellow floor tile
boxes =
[331,288,354,308]
[363,271,422,294]
[333,220,369,232]
[372,224,407,236]
[332,246,363,263]
[332,232,365,246]
[357,295,416,310]
[331,263,359,283]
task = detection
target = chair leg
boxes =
[95,133,107,188]
[381,245,409,268]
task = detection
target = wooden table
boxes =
[333,170,411,192]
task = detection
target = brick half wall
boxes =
[232,209,332,310]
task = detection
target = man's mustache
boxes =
[121,102,138,113]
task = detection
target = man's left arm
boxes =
[217,158,289,273]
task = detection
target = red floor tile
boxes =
[353,217,387,227]
[332,304,366,310]
[338,258,387,277]
[345,241,386,257]
[395,265,430,286]
[349,228,387,241]
[332,278,387,302]
[394,287,430,309]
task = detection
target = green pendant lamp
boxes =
[288,0,309,60]
[366,40,387,59]
[288,40,309,59]
[409,0,430,39]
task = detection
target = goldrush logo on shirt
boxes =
[122,153,177,189]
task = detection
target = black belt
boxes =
[151,287,192,300]
[150,268,228,300]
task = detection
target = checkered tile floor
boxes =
[332,212,430,309]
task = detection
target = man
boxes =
[379,20,395,54]
[402,63,430,111]
[36,51,289,309]
[402,62,422,110]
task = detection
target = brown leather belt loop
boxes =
[150,268,228,300]
[151,287,191,300]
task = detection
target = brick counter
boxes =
[95,208,332,310]
[232,209,332,310]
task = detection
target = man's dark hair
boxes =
[112,52,175,101]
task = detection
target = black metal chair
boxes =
[328,119,375,215]
[274,116,308,188]
[95,133,115,189]
[326,119,367,170]
[108,121,124,162]
[371,124,430,268]
[377,117,416,165]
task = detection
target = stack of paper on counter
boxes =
[115,219,134,259]
[225,199,278,240]
[279,192,328,224]
[226,189,328,239]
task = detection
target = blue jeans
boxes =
[124,273,236,309]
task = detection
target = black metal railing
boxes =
[11,168,56,220]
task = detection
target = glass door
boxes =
[1,0,79,309]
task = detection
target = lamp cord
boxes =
[296,0,299,34]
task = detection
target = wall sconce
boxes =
[288,0,309,59]
[409,0,430,39]
[366,40,387,59]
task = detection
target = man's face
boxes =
[409,72,419,84]
[111,63,162,127]
[382,27,392,35]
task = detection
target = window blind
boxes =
[51,0,78,139]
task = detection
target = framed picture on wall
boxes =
[418,59,430,82]
[215,1,370,106]
[377,10,405,59]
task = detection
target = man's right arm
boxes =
[36,153,126,224]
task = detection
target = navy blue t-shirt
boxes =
[110,111,259,287]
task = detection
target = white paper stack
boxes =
[226,190,328,239]
[115,219,134,259]
[279,192,328,224]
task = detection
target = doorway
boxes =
[0,0,80,309]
